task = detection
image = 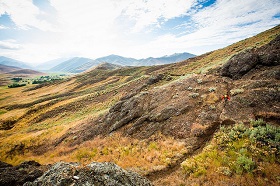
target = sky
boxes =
[0,0,280,65]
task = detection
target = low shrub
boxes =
[189,93,199,98]
[208,87,216,92]
[230,88,244,96]
[8,83,26,88]
[197,79,203,84]
[181,120,280,178]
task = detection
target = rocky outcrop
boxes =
[106,92,150,132]
[24,162,152,186]
[0,161,44,186]
[104,74,227,140]
[221,35,280,79]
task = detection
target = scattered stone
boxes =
[73,175,79,180]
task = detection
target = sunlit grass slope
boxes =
[0,25,279,186]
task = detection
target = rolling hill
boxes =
[7,69,45,75]
[87,62,122,71]
[0,64,21,73]
[0,25,279,186]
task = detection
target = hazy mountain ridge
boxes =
[1,52,195,74]
[35,58,71,71]
[49,57,95,73]
[49,52,196,73]
[138,52,196,66]
[0,56,31,69]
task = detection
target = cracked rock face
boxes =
[221,35,280,80]
[24,162,152,186]
[0,161,44,186]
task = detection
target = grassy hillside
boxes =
[180,120,280,185]
[0,25,279,185]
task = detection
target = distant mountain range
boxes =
[0,52,195,74]
[49,52,196,73]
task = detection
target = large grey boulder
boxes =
[221,35,280,79]
[24,162,152,186]
[221,50,259,80]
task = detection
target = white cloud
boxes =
[0,25,8,29]
[0,0,56,31]
[0,0,279,64]
[123,0,196,32]
[117,0,280,57]
[190,0,280,42]
[0,39,21,50]
[195,0,280,26]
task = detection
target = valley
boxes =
[0,25,279,186]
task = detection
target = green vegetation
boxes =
[208,87,216,92]
[8,83,26,88]
[11,77,22,82]
[6,75,66,88]
[32,75,63,84]
[181,120,280,179]
[0,109,6,115]
[189,92,199,98]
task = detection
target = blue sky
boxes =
[0,0,280,64]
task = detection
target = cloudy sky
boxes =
[0,0,280,65]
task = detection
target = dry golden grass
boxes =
[1,132,188,176]
[203,92,220,104]
[0,25,279,185]
[67,132,187,173]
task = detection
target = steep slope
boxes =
[0,56,31,69]
[0,25,279,186]
[50,57,95,73]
